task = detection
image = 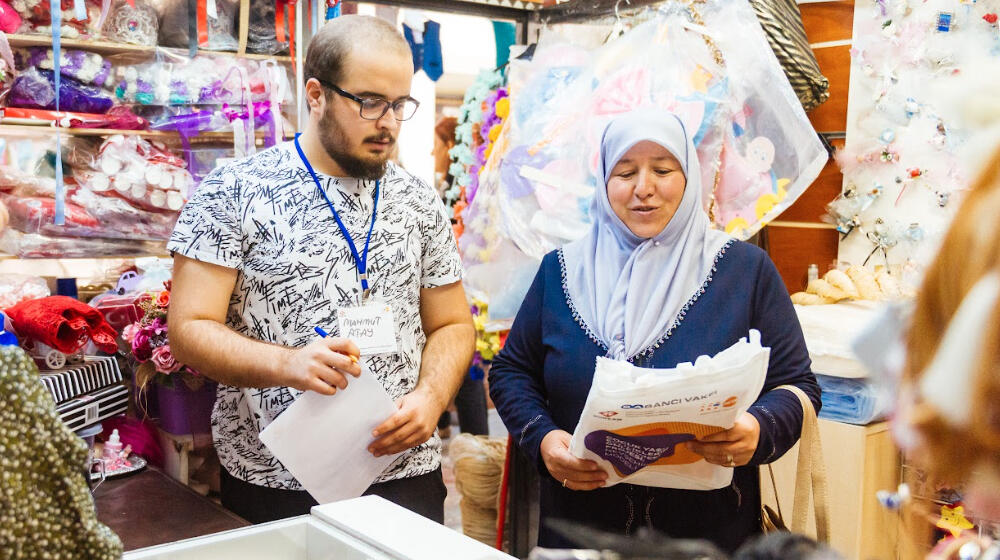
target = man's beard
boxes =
[318,108,393,181]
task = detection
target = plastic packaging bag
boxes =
[151,0,239,52]
[461,2,826,324]
[9,68,114,113]
[132,256,172,291]
[246,0,288,55]
[0,228,165,258]
[101,0,159,46]
[569,330,770,490]
[0,273,50,308]
[112,50,276,106]
[0,164,57,197]
[815,374,890,425]
[19,48,114,87]
[14,0,103,38]
[75,134,192,212]
[0,131,184,246]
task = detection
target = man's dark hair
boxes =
[304,15,411,91]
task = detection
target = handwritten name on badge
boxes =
[337,304,398,356]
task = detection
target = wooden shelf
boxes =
[5,34,293,63]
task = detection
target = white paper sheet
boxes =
[259,368,401,504]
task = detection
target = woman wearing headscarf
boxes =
[489,109,820,552]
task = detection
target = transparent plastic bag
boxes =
[461,2,826,321]
[8,68,114,113]
[74,135,192,212]
[19,48,114,87]
[0,164,57,197]
[0,132,187,241]
[246,0,288,55]
[151,0,238,52]
[101,0,159,46]
[14,0,103,38]
[111,50,278,106]
[0,228,165,258]
[0,273,50,307]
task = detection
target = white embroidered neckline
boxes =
[556,239,736,362]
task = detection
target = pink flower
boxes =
[151,345,182,375]
[122,323,140,344]
[132,328,153,361]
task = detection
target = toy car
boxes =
[25,339,84,370]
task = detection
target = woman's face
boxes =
[606,141,687,239]
[432,134,453,175]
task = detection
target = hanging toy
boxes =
[876,483,911,511]
[937,504,974,539]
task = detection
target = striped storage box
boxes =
[39,356,124,405]
[56,384,129,432]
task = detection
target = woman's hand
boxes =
[687,412,760,467]
[540,430,608,491]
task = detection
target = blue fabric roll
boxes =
[816,374,889,425]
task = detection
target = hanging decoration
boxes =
[837,0,1000,275]
[445,67,505,240]
[456,2,826,325]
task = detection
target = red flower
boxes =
[132,328,153,361]
[984,13,998,24]
[156,290,170,308]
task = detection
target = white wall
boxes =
[355,5,502,185]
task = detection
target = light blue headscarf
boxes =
[561,109,732,360]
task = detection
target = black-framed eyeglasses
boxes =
[315,79,420,121]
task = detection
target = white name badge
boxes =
[337,303,398,356]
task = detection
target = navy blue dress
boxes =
[489,240,820,553]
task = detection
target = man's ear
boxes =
[305,79,326,115]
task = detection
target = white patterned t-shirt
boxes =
[167,142,463,490]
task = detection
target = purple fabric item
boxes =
[24,48,113,87]
[499,146,548,199]
[467,164,480,204]
[9,69,114,114]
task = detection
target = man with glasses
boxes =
[166,15,475,524]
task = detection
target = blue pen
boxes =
[314,326,359,363]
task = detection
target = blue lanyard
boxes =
[294,135,380,299]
